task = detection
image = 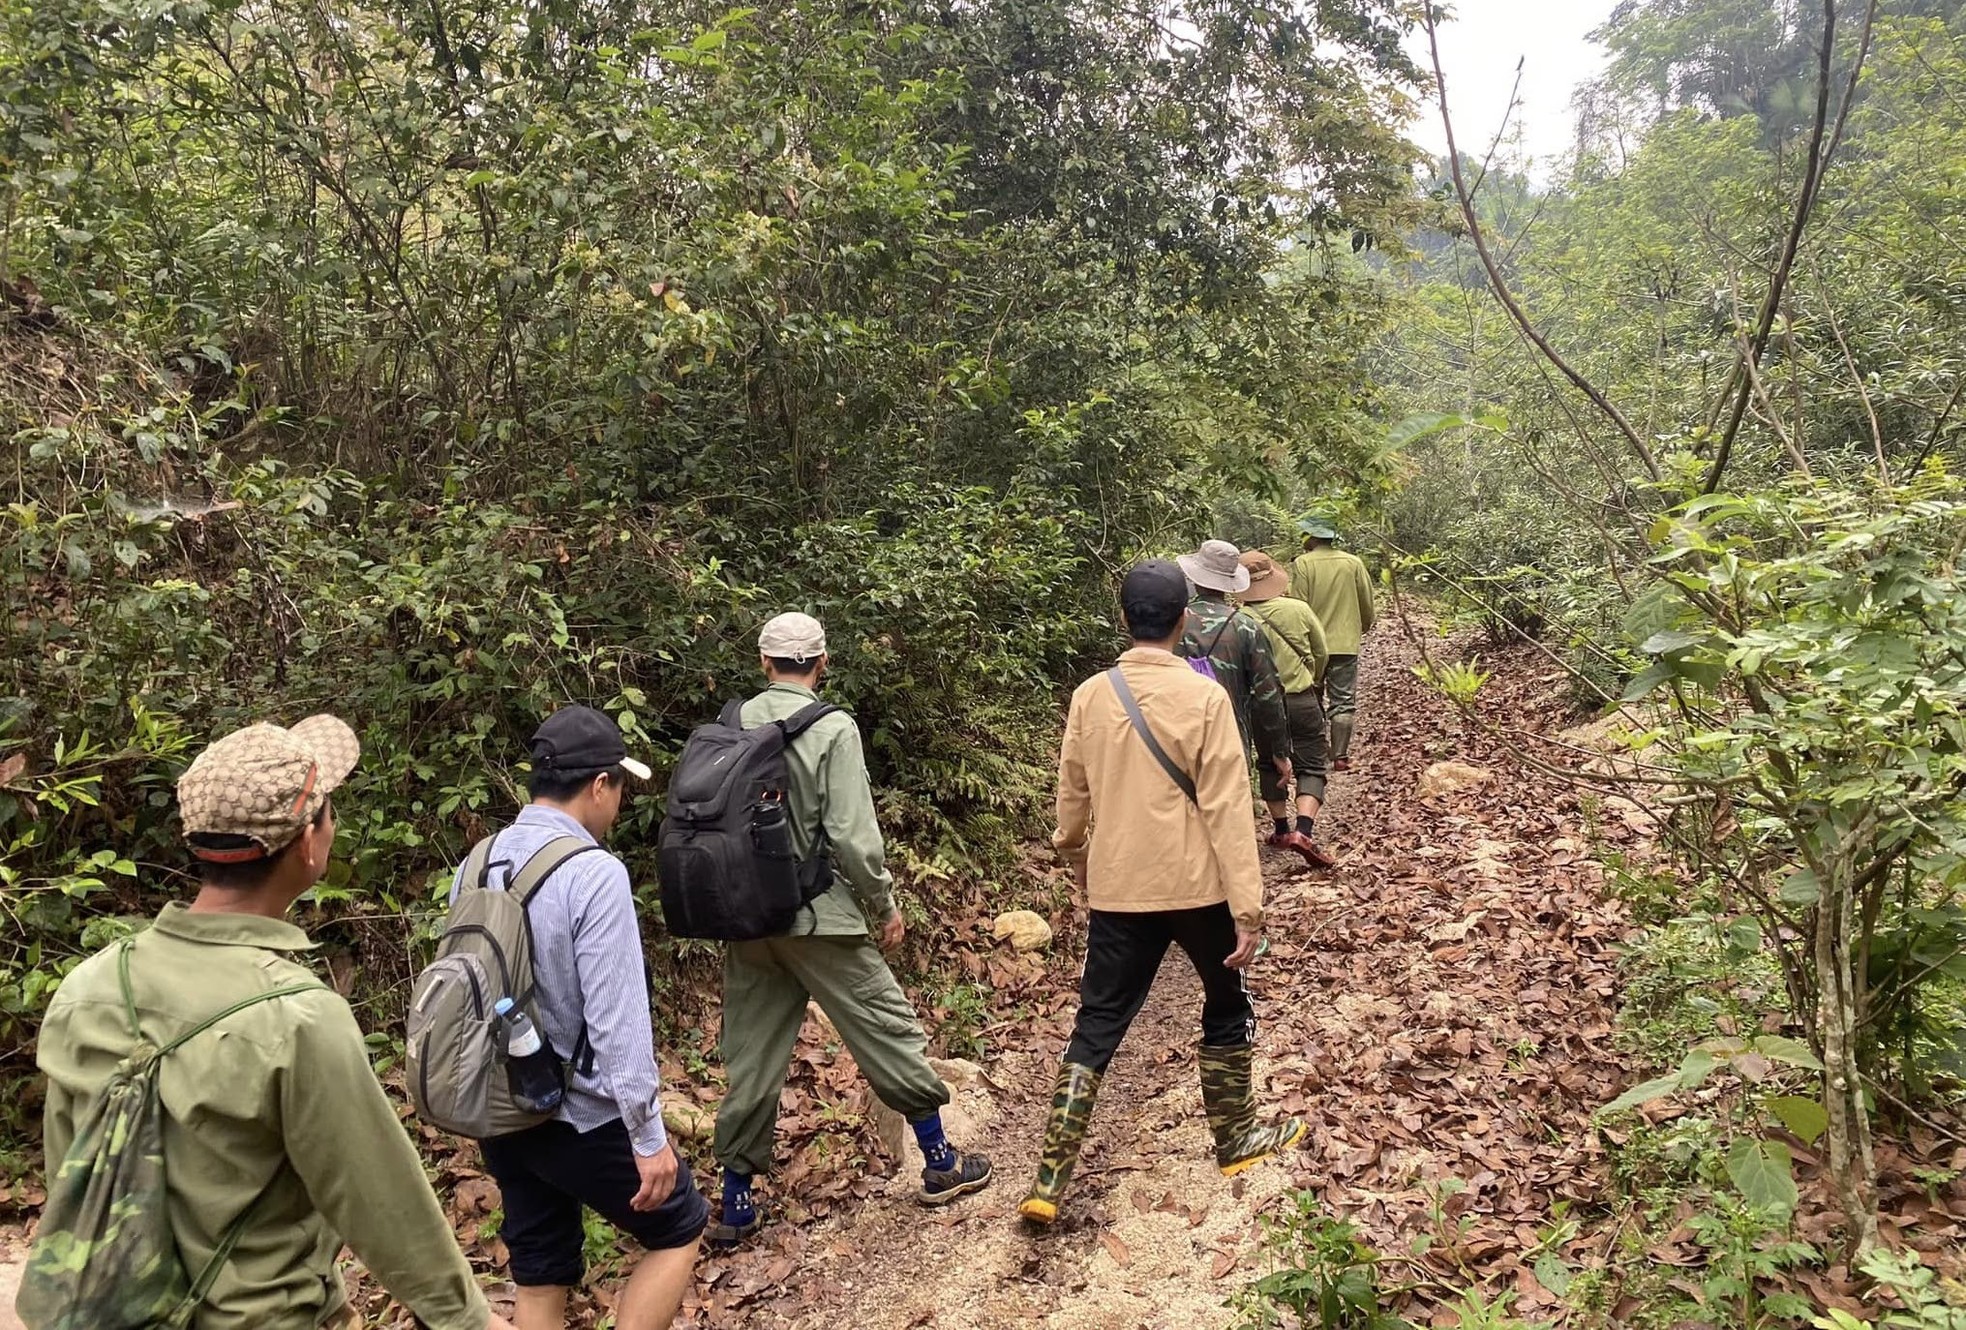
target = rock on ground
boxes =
[1416,759,1493,798]
[992,910,1054,952]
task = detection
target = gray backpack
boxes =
[405,833,600,1139]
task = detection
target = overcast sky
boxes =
[1404,0,1623,176]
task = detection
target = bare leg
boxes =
[514,1285,570,1330]
[615,1239,703,1330]
[1296,792,1322,823]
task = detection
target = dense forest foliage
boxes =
[1384,0,1966,1298]
[1,0,1424,1115]
[6,0,1966,1319]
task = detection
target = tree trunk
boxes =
[1815,869,1881,1253]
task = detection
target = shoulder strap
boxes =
[1106,668,1198,806]
[509,835,605,908]
[117,937,320,1054]
[777,701,841,743]
[1188,607,1232,659]
[1248,603,1317,676]
[464,832,498,893]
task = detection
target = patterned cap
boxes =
[758,612,828,664]
[177,715,360,861]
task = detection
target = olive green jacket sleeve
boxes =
[815,721,897,922]
[281,994,490,1330]
[1355,556,1377,635]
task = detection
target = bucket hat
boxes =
[1297,517,1340,541]
[1239,551,1290,602]
[1177,539,1249,594]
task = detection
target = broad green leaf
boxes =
[1726,1138,1798,1216]
[1602,1072,1684,1113]
[1765,1095,1828,1145]
[1639,629,1705,655]
[1777,870,1821,907]
[1751,1036,1824,1072]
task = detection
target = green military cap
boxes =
[1297,517,1340,541]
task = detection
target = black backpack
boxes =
[656,699,839,940]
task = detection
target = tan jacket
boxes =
[1053,648,1265,927]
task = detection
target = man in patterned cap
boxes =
[30,716,514,1330]
[709,612,992,1249]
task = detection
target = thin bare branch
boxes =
[1422,5,1662,482]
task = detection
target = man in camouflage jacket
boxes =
[1176,540,1292,791]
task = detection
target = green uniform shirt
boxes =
[36,903,489,1330]
[739,682,897,936]
[1181,596,1291,765]
[1243,596,1330,694]
[1288,548,1377,655]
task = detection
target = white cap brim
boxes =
[619,757,653,781]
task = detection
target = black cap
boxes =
[529,706,653,780]
[1121,559,1190,636]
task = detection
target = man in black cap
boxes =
[1021,562,1302,1225]
[451,706,706,1330]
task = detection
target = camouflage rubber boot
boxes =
[1019,1062,1102,1226]
[1198,1042,1306,1177]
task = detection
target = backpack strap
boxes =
[500,834,606,1073]
[1247,602,1320,681]
[1185,608,1235,662]
[110,936,318,1327]
[1106,668,1199,806]
[507,835,605,909]
[777,701,841,742]
[116,937,321,1053]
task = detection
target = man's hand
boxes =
[1272,756,1293,785]
[630,1141,679,1213]
[1226,926,1262,970]
[878,908,906,952]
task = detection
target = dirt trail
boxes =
[706,625,1639,1328]
[0,625,1638,1329]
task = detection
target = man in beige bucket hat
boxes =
[28,715,514,1330]
[1176,540,1292,797]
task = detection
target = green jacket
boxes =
[1243,596,1329,694]
[1288,548,1376,655]
[1181,595,1290,764]
[740,681,897,936]
[36,903,489,1330]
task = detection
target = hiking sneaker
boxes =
[1331,757,1352,773]
[919,1149,993,1205]
[1267,829,1336,870]
[705,1207,765,1252]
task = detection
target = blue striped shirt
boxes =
[448,804,666,1154]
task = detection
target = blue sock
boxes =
[912,1112,957,1171]
[721,1168,755,1227]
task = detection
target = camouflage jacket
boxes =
[1180,595,1291,765]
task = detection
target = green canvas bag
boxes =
[17,938,315,1330]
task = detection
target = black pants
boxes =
[1064,904,1254,1072]
[480,1118,709,1286]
